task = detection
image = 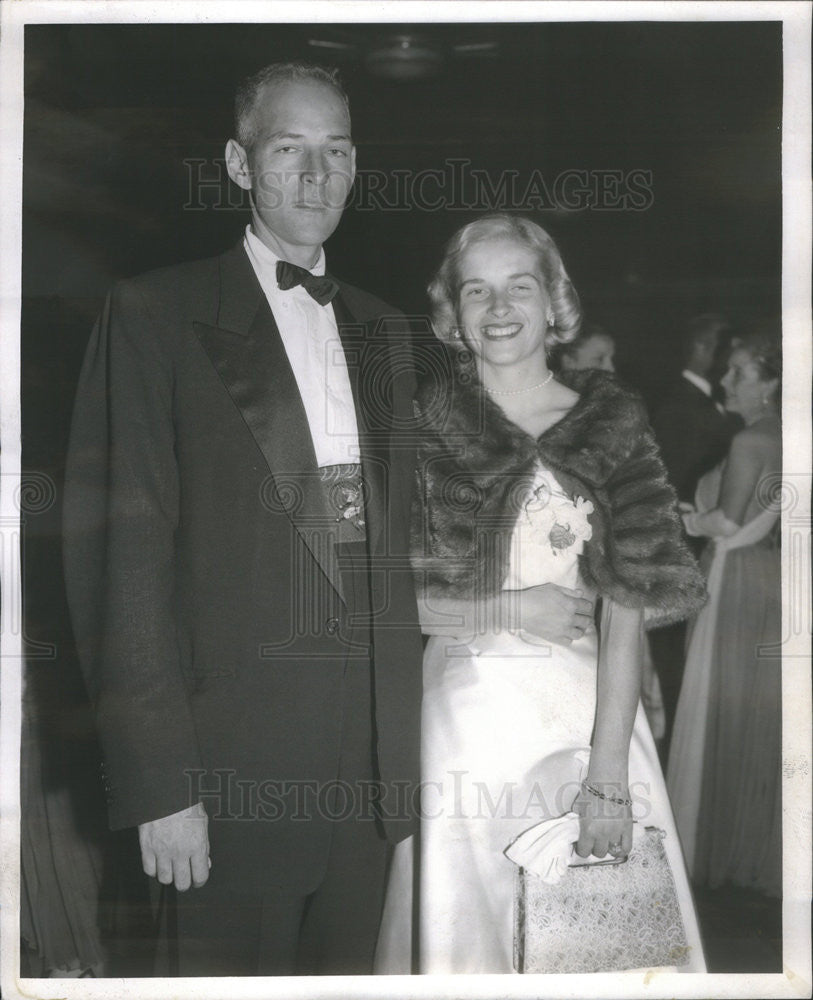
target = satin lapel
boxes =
[332,291,389,555]
[194,248,346,601]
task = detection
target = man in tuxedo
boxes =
[649,313,740,757]
[651,313,738,504]
[62,62,424,976]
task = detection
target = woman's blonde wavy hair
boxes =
[427,214,583,351]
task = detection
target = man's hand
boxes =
[138,802,210,891]
[512,583,594,646]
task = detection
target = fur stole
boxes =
[411,361,707,628]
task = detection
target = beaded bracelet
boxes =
[581,779,632,807]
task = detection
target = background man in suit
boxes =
[649,313,740,757]
[63,62,424,976]
[651,313,739,504]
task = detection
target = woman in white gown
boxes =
[375,215,708,974]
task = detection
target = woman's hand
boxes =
[572,782,633,859]
[510,583,594,646]
[682,505,740,538]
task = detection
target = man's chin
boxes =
[269,220,342,250]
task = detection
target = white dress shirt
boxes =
[243,225,361,467]
[681,369,712,397]
[681,369,726,415]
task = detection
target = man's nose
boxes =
[301,150,328,184]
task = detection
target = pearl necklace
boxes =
[484,370,554,396]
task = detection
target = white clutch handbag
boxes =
[512,825,691,973]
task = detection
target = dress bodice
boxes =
[503,465,595,592]
[694,463,723,515]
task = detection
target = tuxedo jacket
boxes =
[651,375,739,503]
[63,243,423,893]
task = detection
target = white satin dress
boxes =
[375,466,705,974]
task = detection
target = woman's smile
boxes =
[481,322,523,340]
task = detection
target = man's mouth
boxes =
[481,323,522,340]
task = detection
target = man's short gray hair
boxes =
[234,62,350,150]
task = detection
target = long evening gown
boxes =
[667,462,782,896]
[375,465,705,974]
[20,667,107,976]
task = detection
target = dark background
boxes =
[23,21,782,396]
[20,19,783,974]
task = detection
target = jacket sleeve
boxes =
[63,279,203,830]
[587,396,708,628]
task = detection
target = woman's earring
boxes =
[452,328,462,340]
[547,316,555,327]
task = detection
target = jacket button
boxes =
[326,617,340,635]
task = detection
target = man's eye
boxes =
[465,287,485,298]
[511,284,531,292]
[328,148,348,157]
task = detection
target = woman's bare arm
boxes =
[574,599,643,857]
[683,430,768,536]
[416,584,594,647]
[717,430,770,525]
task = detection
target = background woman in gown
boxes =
[668,329,782,898]
[375,215,707,974]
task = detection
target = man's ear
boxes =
[225,139,252,191]
[350,145,357,184]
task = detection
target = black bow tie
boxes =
[276,259,338,306]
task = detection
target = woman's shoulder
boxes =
[729,417,781,462]
[551,369,650,440]
[548,378,581,411]
[556,368,646,410]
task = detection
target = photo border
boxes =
[1,3,810,998]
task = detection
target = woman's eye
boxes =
[465,287,485,298]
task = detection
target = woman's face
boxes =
[562,333,615,372]
[456,237,552,376]
[720,346,775,420]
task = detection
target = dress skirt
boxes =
[376,628,705,974]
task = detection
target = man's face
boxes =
[694,328,721,377]
[708,326,734,385]
[563,333,616,372]
[228,79,356,264]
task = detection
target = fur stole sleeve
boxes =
[411,362,707,628]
